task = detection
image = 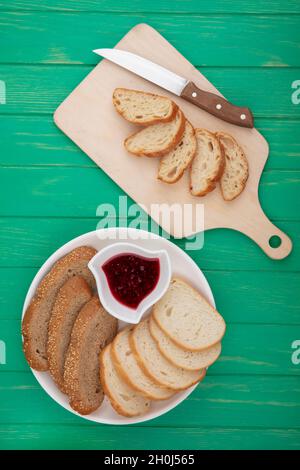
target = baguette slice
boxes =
[100,343,151,417]
[158,120,197,183]
[130,319,205,390]
[113,88,178,125]
[125,109,185,158]
[64,297,117,415]
[216,131,249,201]
[47,276,92,392]
[112,327,174,400]
[190,128,224,196]
[153,278,226,351]
[149,316,221,370]
[22,246,97,371]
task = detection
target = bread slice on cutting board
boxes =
[100,343,151,417]
[111,326,174,400]
[130,319,205,390]
[47,276,93,392]
[158,120,197,183]
[113,88,178,125]
[216,131,249,201]
[153,278,226,351]
[124,109,185,157]
[149,316,221,370]
[64,297,118,415]
[190,128,224,196]
[22,246,97,371]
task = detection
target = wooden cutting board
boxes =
[54,23,292,260]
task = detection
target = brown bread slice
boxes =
[47,276,93,392]
[190,128,224,196]
[22,246,97,371]
[158,120,197,183]
[64,297,118,415]
[113,88,178,125]
[216,131,249,201]
[124,109,185,158]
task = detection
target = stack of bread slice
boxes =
[100,277,226,417]
[113,87,248,201]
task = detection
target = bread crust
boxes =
[22,246,97,371]
[111,328,174,400]
[215,131,249,201]
[190,128,225,197]
[124,110,186,158]
[153,277,226,352]
[113,88,178,126]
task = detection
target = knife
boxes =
[93,48,254,129]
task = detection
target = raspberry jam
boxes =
[102,253,160,309]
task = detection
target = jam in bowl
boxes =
[88,242,171,324]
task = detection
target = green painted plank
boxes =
[2,319,299,375]
[1,116,300,170]
[1,372,299,428]
[0,167,298,220]
[0,424,299,450]
[1,14,300,66]
[0,218,298,271]
[1,268,299,325]
[1,0,300,14]
[1,65,299,118]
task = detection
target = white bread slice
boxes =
[100,343,151,417]
[112,327,174,400]
[130,319,205,390]
[149,316,221,370]
[124,110,185,158]
[113,88,178,125]
[158,120,197,183]
[216,131,249,201]
[153,278,226,351]
[190,128,224,196]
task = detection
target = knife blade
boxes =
[93,48,254,129]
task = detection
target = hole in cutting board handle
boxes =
[269,235,282,249]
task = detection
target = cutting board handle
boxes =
[238,205,292,260]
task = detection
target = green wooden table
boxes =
[0,0,300,450]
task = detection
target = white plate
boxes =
[22,227,215,425]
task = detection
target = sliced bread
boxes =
[47,276,92,392]
[190,128,224,196]
[64,297,117,415]
[124,109,185,158]
[100,343,151,417]
[216,131,249,201]
[149,316,221,370]
[22,246,97,371]
[111,327,174,400]
[153,278,226,351]
[113,88,178,125]
[158,120,197,183]
[130,319,205,390]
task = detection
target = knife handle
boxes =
[181,81,254,128]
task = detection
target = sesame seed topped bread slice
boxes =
[216,131,249,201]
[100,343,151,417]
[190,129,224,196]
[112,327,174,400]
[22,246,97,371]
[113,88,178,125]
[47,276,92,393]
[130,319,205,390]
[153,278,226,351]
[64,297,117,415]
[158,120,197,184]
[124,109,185,158]
[149,316,221,371]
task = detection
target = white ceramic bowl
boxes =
[88,242,171,324]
